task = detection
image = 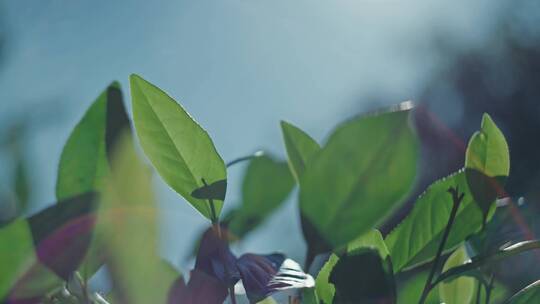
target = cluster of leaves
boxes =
[1,74,540,304]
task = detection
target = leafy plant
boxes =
[1,75,539,304]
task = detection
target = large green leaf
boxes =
[56,83,132,281]
[385,171,491,271]
[504,280,540,304]
[439,246,475,304]
[98,134,178,304]
[280,121,320,182]
[130,74,227,221]
[227,154,294,238]
[300,103,418,248]
[280,121,329,260]
[56,82,129,200]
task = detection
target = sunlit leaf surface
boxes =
[130,74,227,221]
[385,171,491,271]
[300,103,418,248]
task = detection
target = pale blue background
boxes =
[0,0,522,274]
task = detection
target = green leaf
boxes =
[504,280,540,304]
[228,154,294,238]
[0,194,97,302]
[300,103,418,248]
[397,272,439,304]
[56,82,129,200]
[280,121,320,182]
[56,83,131,281]
[130,74,227,221]
[465,113,509,178]
[439,246,475,304]
[315,254,339,304]
[465,114,510,224]
[385,171,492,272]
[280,121,328,262]
[98,134,178,304]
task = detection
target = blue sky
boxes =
[0,0,508,270]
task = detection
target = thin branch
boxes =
[226,151,264,168]
[419,186,465,304]
[430,240,540,288]
[485,274,494,304]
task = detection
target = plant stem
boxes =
[201,178,231,303]
[226,151,263,168]
[418,187,464,304]
[201,178,219,226]
[475,280,482,304]
[430,240,540,288]
[485,275,494,304]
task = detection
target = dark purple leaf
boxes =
[195,226,239,286]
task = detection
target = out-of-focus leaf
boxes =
[465,114,509,224]
[279,121,329,265]
[1,193,97,302]
[439,246,475,304]
[300,102,418,249]
[385,170,493,272]
[504,280,540,304]
[228,155,294,238]
[0,219,35,300]
[98,134,177,304]
[130,74,227,221]
[14,154,30,215]
[280,121,320,183]
[396,272,439,304]
[329,249,396,304]
[28,193,98,280]
[56,82,128,200]
[56,83,132,281]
